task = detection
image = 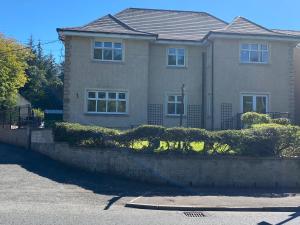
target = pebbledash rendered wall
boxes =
[30,129,300,188]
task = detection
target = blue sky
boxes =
[1,0,300,62]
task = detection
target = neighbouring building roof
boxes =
[58,8,300,42]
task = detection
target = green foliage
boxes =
[20,37,63,110]
[53,122,300,157]
[53,122,120,147]
[0,34,31,109]
[32,108,44,119]
[241,112,271,127]
[271,118,291,125]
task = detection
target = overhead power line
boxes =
[0,40,61,56]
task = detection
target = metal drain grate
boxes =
[184,211,206,217]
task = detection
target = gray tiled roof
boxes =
[58,14,157,36]
[58,8,300,41]
[213,16,300,37]
[114,8,228,41]
[212,16,286,36]
[271,29,300,37]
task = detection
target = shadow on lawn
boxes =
[0,143,299,211]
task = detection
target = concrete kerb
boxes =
[125,202,300,212]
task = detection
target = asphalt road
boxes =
[0,143,299,225]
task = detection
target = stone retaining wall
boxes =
[30,129,300,188]
[0,127,30,148]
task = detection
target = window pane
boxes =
[177,55,185,65]
[114,43,122,49]
[97,100,106,112]
[250,44,258,50]
[250,51,259,62]
[177,96,183,103]
[241,44,249,50]
[87,100,96,112]
[118,93,126,99]
[94,42,103,48]
[177,103,184,115]
[240,50,249,62]
[98,92,106,99]
[108,101,116,112]
[113,49,122,60]
[177,49,185,56]
[108,92,116,99]
[167,103,176,114]
[104,42,112,48]
[261,51,269,63]
[94,49,102,60]
[168,55,176,65]
[261,44,268,51]
[256,96,267,113]
[103,49,112,60]
[88,92,96,98]
[168,48,176,55]
[117,101,126,113]
[243,96,253,113]
[168,96,175,102]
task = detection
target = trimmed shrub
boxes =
[239,125,300,156]
[241,112,271,128]
[53,122,300,157]
[162,128,208,152]
[115,125,165,149]
[272,118,291,125]
[53,122,119,147]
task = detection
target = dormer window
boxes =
[167,48,185,66]
[240,43,269,64]
[93,41,123,61]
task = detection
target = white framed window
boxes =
[241,94,269,113]
[240,43,269,64]
[93,41,123,61]
[166,94,186,116]
[87,90,128,114]
[167,48,185,66]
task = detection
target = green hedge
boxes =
[53,122,300,157]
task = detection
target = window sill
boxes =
[239,62,270,66]
[85,112,129,117]
[91,59,125,65]
[165,114,187,118]
[166,65,187,69]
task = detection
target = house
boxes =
[57,8,300,130]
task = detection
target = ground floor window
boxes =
[166,94,186,116]
[241,94,269,113]
[87,90,128,114]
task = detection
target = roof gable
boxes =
[214,16,278,35]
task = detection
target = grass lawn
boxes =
[132,141,204,152]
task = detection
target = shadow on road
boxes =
[0,143,299,211]
[258,211,300,225]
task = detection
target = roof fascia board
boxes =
[59,30,157,40]
[155,39,204,46]
[207,32,300,42]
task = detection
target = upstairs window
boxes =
[93,41,123,61]
[167,48,185,66]
[240,44,269,64]
[87,90,128,114]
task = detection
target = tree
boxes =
[0,34,31,109]
[20,38,63,110]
